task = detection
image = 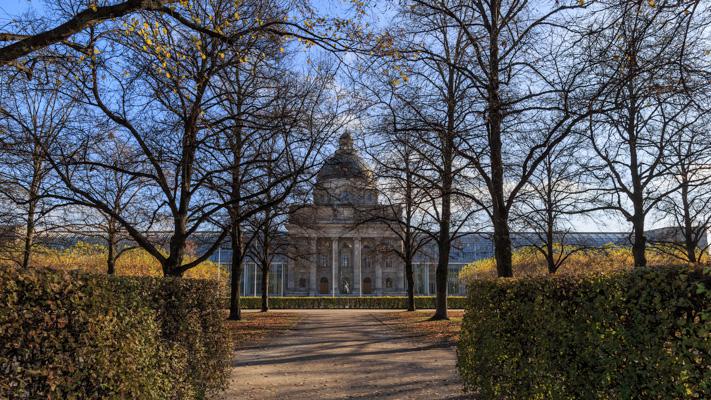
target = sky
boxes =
[0,0,639,233]
[1,0,39,20]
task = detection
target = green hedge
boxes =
[235,296,466,309]
[0,267,230,399]
[457,266,711,399]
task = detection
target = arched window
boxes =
[319,277,329,294]
[385,277,393,289]
[362,277,372,294]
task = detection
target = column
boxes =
[397,263,405,294]
[253,263,257,296]
[424,264,430,296]
[243,261,249,295]
[354,237,362,296]
[331,238,338,297]
[375,253,383,295]
[309,238,317,296]
[287,243,295,291]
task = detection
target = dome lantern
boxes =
[314,130,378,206]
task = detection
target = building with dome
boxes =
[207,131,659,298]
[21,130,706,298]
[283,132,405,296]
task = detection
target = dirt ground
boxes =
[219,310,470,400]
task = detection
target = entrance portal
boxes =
[319,277,329,294]
[362,277,372,294]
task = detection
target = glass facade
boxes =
[239,262,286,296]
[208,231,637,297]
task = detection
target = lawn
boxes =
[376,310,464,346]
[224,311,302,349]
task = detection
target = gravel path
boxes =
[219,310,468,400]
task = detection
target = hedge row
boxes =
[0,267,230,399]
[457,266,711,399]
[234,296,466,309]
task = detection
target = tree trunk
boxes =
[487,5,513,279]
[432,187,451,320]
[21,168,41,269]
[432,240,449,320]
[106,218,118,275]
[546,247,556,275]
[626,74,646,268]
[21,204,35,269]
[228,124,244,320]
[164,265,184,277]
[404,255,415,312]
[163,225,187,276]
[546,212,556,274]
[431,55,458,321]
[632,214,647,267]
[493,215,513,277]
[107,232,116,275]
[680,181,697,263]
[228,226,243,320]
[485,0,517,278]
[260,267,269,312]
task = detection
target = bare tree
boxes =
[244,150,300,312]
[0,0,178,67]
[353,86,435,311]
[403,0,599,278]
[361,5,481,319]
[44,2,244,276]
[63,134,149,274]
[0,68,72,268]
[211,36,342,319]
[0,0,365,69]
[652,107,711,263]
[583,0,709,267]
[370,129,434,311]
[513,136,596,274]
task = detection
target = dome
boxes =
[316,132,373,182]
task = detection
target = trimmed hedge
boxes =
[0,267,230,399]
[235,296,466,309]
[457,266,711,399]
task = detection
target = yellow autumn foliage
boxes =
[460,244,694,282]
[1,242,228,287]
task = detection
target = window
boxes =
[299,278,307,288]
[341,255,349,268]
[319,255,327,266]
[385,277,393,289]
[385,259,392,269]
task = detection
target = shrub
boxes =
[0,267,230,399]
[234,296,466,309]
[457,266,711,399]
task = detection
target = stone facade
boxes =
[284,132,405,296]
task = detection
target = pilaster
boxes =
[309,237,317,296]
[354,237,362,296]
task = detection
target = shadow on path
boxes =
[220,310,470,400]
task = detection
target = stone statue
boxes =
[342,278,350,294]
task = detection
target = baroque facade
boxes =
[284,132,405,296]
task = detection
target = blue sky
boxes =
[1,0,40,19]
[0,0,636,233]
